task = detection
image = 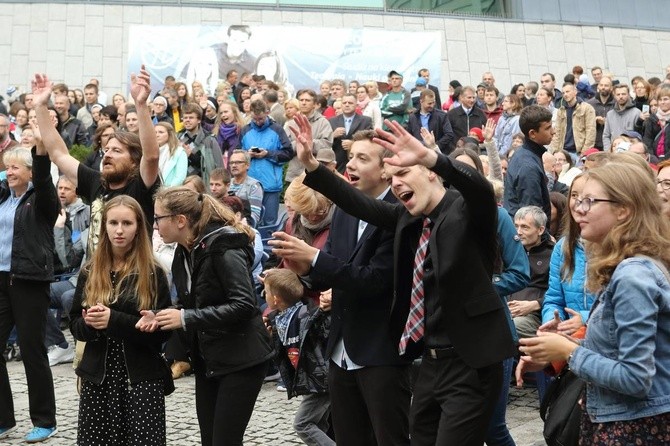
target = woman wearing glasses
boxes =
[518,161,670,445]
[141,187,272,446]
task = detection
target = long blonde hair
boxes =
[84,195,160,310]
[584,162,670,292]
[155,121,179,157]
[212,100,244,137]
[154,186,254,248]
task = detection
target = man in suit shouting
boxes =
[271,130,412,446]
[329,94,373,173]
[283,114,516,446]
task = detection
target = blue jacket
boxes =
[542,237,596,324]
[503,140,551,220]
[240,118,293,193]
[570,257,670,423]
[494,113,520,157]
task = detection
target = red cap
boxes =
[468,127,484,143]
[581,148,600,158]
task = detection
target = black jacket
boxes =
[643,114,670,160]
[446,106,487,152]
[0,152,59,281]
[308,190,410,367]
[58,115,90,149]
[172,225,273,378]
[69,268,172,386]
[408,108,455,154]
[304,157,516,368]
[269,303,330,399]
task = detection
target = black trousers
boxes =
[0,273,56,428]
[328,360,411,446]
[194,360,268,446]
[410,352,503,446]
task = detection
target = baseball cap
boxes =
[415,78,427,87]
[316,148,336,164]
[619,130,642,141]
[388,70,403,79]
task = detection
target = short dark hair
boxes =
[542,72,556,81]
[263,89,278,104]
[351,130,393,165]
[314,95,327,111]
[84,83,98,94]
[484,85,499,96]
[227,25,251,38]
[210,167,231,184]
[100,105,118,122]
[519,105,553,138]
[296,89,317,101]
[250,99,267,114]
[182,103,202,120]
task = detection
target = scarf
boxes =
[357,96,370,111]
[300,204,335,233]
[217,123,240,164]
[657,108,670,127]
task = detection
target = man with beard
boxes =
[32,65,160,253]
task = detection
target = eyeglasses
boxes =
[154,214,176,223]
[572,197,618,212]
[657,179,670,191]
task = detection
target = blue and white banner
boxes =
[128,25,442,96]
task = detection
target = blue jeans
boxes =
[293,393,334,446]
[261,192,280,226]
[485,357,516,446]
[44,281,75,348]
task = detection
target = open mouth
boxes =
[348,173,360,183]
[398,191,414,203]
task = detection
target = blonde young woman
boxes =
[154,122,187,186]
[518,162,670,445]
[70,195,172,446]
[211,100,244,167]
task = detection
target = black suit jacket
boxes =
[308,190,408,366]
[407,109,455,154]
[304,157,516,368]
[329,114,373,173]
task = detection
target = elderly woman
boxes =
[0,145,60,442]
[279,174,334,305]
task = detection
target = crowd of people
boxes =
[0,59,668,446]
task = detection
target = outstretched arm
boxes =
[32,73,80,185]
[131,65,160,188]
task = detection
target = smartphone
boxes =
[642,104,650,113]
[250,147,261,153]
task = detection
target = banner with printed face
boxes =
[128,25,442,98]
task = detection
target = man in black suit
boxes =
[272,130,411,446]
[446,86,487,153]
[407,90,454,153]
[329,94,373,173]
[286,114,516,446]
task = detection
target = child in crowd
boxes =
[263,268,333,446]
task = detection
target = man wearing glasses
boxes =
[228,149,263,227]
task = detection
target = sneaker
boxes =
[3,344,15,362]
[25,426,57,443]
[47,345,75,367]
[0,425,17,439]
[170,361,191,380]
[276,384,287,392]
[264,371,281,382]
[12,344,21,362]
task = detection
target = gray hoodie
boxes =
[602,99,641,150]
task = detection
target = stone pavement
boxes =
[5,357,546,446]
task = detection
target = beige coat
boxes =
[550,100,596,154]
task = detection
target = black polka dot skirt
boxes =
[78,338,166,446]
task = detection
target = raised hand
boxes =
[288,113,319,171]
[374,119,437,168]
[483,118,496,142]
[420,127,436,148]
[31,73,53,107]
[130,64,151,105]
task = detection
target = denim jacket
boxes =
[569,257,670,423]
